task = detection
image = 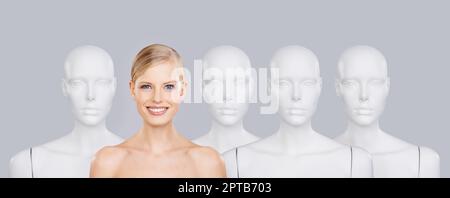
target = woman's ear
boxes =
[179,80,187,99]
[129,80,135,99]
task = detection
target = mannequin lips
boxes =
[146,106,169,116]
[81,108,101,115]
[287,108,307,115]
[354,108,374,115]
[219,108,238,115]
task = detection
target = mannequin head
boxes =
[62,45,116,126]
[202,45,253,126]
[336,45,390,126]
[270,46,322,126]
[129,44,186,127]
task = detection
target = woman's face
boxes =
[130,61,185,127]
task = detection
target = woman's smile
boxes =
[146,106,169,116]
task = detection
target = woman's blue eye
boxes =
[140,84,152,89]
[164,84,175,91]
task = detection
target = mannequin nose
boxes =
[223,82,234,102]
[87,83,96,101]
[359,85,369,102]
[292,84,302,101]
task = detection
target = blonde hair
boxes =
[131,44,182,82]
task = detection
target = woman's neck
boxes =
[137,121,182,154]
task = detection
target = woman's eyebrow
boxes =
[138,81,152,85]
[163,80,177,85]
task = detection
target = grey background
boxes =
[0,0,448,177]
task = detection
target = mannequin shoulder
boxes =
[90,146,128,177]
[419,146,440,160]
[334,133,350,145]
[10,149,30,165]
[9,148,32,177]
[188,146,226,177]
[108,133,125,144]
[351,147,373,178]
[419,146,440,177]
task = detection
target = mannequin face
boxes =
[202,46,252,126]
[272,47,321,126]
[130,61,185,127]
[337,47,390,126]
[63,46,116,126]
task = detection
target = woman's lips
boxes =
[146,106,169,116]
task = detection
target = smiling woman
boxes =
[89,44,226,178]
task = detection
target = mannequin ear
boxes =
[318,77,323,90]
[335,78,341,97]
[386,77,391,93]
[62,79,68,97]
[112,77,117,93]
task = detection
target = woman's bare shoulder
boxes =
[90,145,129,177]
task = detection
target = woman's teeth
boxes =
[147,107,168,115]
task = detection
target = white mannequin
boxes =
[334,45,440,177]
[9,45,123,178]
[193,46,259,153]
[223,46,372,178]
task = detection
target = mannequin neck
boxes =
[67,120,112,155]
[345,120,383,136]
[343,120,387,148]
[72,120,110,136]
[209,119,248,138]
[276,119,319,153]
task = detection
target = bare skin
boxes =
[90,125,225,177]
[90,56,226,178]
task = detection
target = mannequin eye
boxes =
[341,80,356,87]
[96,79,112,86]
[69,80,85,87]
[303,79,317,86]
[370,79,385,86]
[277,79,290,87]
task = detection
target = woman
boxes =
[90,44,226,177]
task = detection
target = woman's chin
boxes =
[144,118,172,127]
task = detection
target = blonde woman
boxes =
[90,44,226,177]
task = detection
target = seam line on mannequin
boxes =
[417,146,421,178]
[30,148,34,178]
[350,146,353,178]
[235,148,240,178]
